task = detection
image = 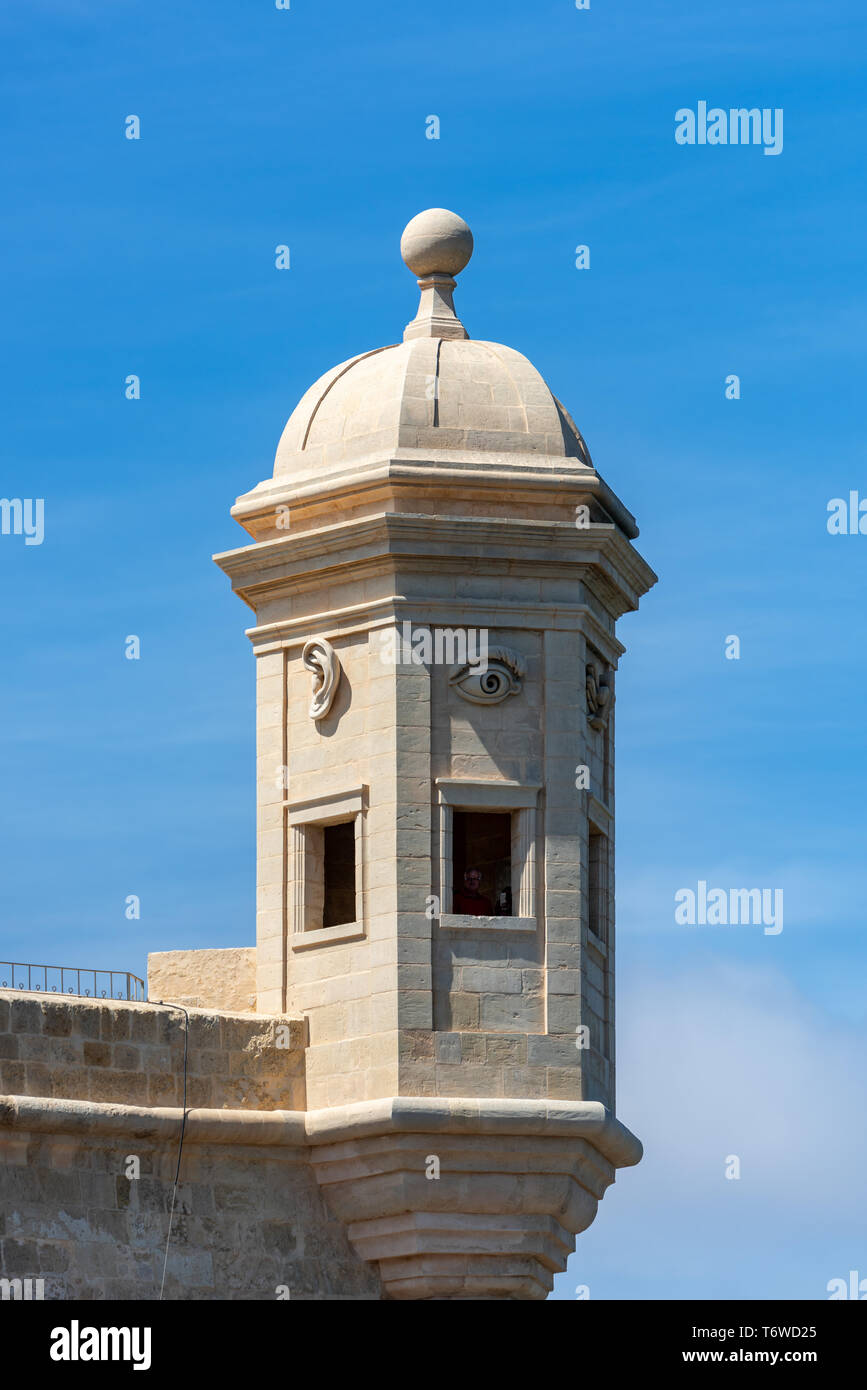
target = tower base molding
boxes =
[308,1097,641,1300]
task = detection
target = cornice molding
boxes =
[0,1091,641,1169]
[231,452,639,541]
[215,513,657,621]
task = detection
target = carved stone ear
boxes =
[302,638,341,720]
[586,660,613,732]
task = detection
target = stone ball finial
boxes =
[400,208,473,279]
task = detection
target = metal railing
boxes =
[0,961,146,1002]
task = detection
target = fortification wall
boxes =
[0,993,380,1300]
[0,993,305,1111]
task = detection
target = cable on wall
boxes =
[149,1000,189,1301]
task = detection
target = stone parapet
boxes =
[0,1095,376,1301]
[0,993,306,1112]
[147,948,257,1013]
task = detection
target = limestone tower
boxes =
[214,209,657,1298]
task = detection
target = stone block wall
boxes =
[396,1025,588,1100]
[0,1112,379,1300]
[147,947,257,1013]
[0,995,306,1112]
[432,933,545,1035]
[0,992,379,1300]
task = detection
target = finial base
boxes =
[403,273,469,342]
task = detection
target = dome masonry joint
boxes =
[401,208,472,342]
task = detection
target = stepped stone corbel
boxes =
[307,1096,642,1300]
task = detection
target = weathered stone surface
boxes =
[148,948,257,1014]
[0,994,305,1112]
[0,1111,379,1301]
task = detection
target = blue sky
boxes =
[1,0,865,1300]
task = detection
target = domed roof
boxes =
[272,209,594,484]
[273,337,593,482]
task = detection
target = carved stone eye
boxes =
[449,647,526,705]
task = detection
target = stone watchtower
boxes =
[214,209,657,1298]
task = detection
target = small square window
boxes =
[322,821,356,928]
[435,779,539,930]
[452,810,512,915]
[588,826,608,945]
[587,823,611,1057]
[287,786,366,949]
[301,818,359,931]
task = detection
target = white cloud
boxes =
[553,958,867,1298]
[618,959,867,1197]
